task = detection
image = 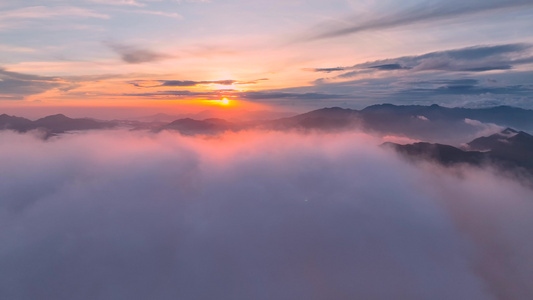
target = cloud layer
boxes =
[0,68,66,100]
[306,0,533,41]
[334,44,533,77]
[0,129,532,300]
[105,42,173,64]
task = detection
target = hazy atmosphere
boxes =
[1,1,533,299]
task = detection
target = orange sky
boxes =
[1,0,533,118]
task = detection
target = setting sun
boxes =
[221,98,230,105]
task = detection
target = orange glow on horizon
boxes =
[206,98,233,106]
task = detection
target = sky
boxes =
[1,0,533,118]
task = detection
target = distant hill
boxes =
[466,128,533,170]
[383,142,486,166]
[361,104,533,127]
[265,107,360,130]
[466,128,520,151]
[0,113,117,136]
[265,104,533,144]
[0,114,34,131]
[385,128,533,178]
[3,104,533,141]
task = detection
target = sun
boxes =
[206,98,233,106]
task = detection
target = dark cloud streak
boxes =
[129,78,268,87]
[368,63,409,70]
[336,43,533,78]
[123,89,345,101]
[0,68,64,100]
[105,41,173,64]
[306,0,533,41]
[306,67,348,73]
[160,80,237,87]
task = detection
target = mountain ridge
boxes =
[386,128,533,179]
[3,104,533,139]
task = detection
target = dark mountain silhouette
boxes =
[0,114,34,131]
[466,128,519,151]
[3,104,533,140]
[383,142,486,166]
[264,104,533,143]
[0,113,117,135]
[466,129,533,170]
[361,104,533,129]
[385,129,533,178]
[266,107,360,131]
[33,114,114,133]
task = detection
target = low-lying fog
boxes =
[0,129,532,300]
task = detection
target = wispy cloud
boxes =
[124,90,219,97]
[241,91,347,101]
[87,0,145,7]
[334,43,533,78]
[0,68,66,100]
[129,78,268,87]
[304,67,347,73]
[0,44,36,53]
[106,7,183,19]
[105,42,174,64]
[298,69,533,109]
[0,5,109,31]
[305,0,533,41]
[0,6,109,21]
[263,44,533,109]
[123,88,344,102]
[129,9,182,19]
[130,80,238,87]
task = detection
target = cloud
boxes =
[0,44,36,53]
[310,71,533,109]
[88,0,145,7]
[305,67,348,73]
[305,0,533,41]
[0,5,109,21]
[123,89,334,101]
[130,78,268,87]
[127,9,183,18]
[463,118,504,137]
[166,80,232,86]
[295,44,533,109]
[0,68,65,100]
[337,44,533,77]
[241,91,347,100]
[105,42,174,64]
[124,90,211,97]
[0,129,532,299]
[0,5,109,31]
[308,44,533,93]
[368,63,409,70]
[105,7,183,19]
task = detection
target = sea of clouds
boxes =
[0,129,532,300]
